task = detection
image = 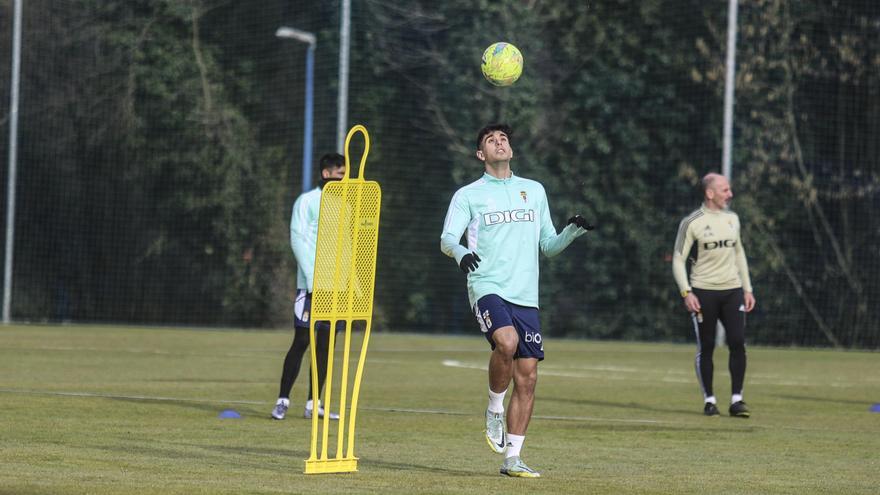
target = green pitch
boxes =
[1,325,877,494]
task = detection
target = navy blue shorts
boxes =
[294,290,343,332]
[473,294,543,360]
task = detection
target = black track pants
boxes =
[278,325,332,401]
[691,287,747,399]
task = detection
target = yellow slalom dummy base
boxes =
[304,125,381,475]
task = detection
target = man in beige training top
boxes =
[672,173,756,418]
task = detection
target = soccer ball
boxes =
[480,42,523,87]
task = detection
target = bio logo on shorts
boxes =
[524,331,542,344]
[482,310,493,329]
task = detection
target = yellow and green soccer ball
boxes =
[480,42,523,87]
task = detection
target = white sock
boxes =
[488,387,507,413]
[731,394,743,404]
[704,395,717,405]
[277,398,289,406]
[305,399,320,410]
[506,434,525,458]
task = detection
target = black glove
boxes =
[567,215,595,231]
[459,252,481,273]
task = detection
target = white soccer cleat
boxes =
[304,400,339,420]
[271,398,289,420]
[500,456,541,478]
[485,409,507,454]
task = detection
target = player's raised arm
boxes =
[537,188,590,257]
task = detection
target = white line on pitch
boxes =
[0,388,264,405]
[440,360,866,388]
[356,406,667,425]
[0,388,662,424]
[0,388,849,432]
[441,359,691,383]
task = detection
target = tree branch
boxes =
[189,2,213,116]
[754,220,841,347]
[781,1,863,297]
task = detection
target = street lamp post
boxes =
[276,26,316,193]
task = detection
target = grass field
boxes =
[1,324,878,494]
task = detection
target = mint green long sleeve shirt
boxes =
[440,172,586,308]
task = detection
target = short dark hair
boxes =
[476,123,513,150]
[319,152,345,170]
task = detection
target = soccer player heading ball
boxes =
[440,124,594,477]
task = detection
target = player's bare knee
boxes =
[492,327,519,357]
[515,373,536,390]
[493,341,517,360]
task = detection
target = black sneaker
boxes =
[703,402,720,416]
[729,401,750,418]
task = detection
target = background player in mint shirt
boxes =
[271,153,345,421]
[440,123,593,478]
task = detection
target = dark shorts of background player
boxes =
[474,294,544,361]
[294,289,345,332]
